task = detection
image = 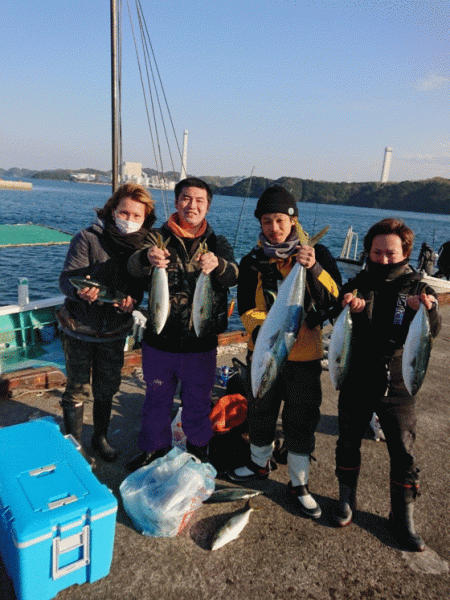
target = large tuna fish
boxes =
[250,222,329,399]
[251,261,307,399]
[402,302,432,396]
[328,304,353,390]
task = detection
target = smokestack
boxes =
[380,147,393,183]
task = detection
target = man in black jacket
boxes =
[333,218,441,552]
[126,178,238,471]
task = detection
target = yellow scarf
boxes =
[167,213,207,239]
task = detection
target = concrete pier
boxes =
[0,180,33,190]
[0,308,449,599]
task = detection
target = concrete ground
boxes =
[0,308,449,600]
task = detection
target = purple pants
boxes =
[138,344,216,452]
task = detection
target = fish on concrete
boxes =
[402,302,432,396]
[211,502,259,550]
[204,487,263,504]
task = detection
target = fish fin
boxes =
[309,225,330,246]
[268,330,280,350]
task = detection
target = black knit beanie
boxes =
[254,185,298,220]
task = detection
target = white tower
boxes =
[380,147,393,183]
[179,130,188,181]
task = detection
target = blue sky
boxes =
[2,0,449,182]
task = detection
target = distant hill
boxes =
[0,167,112,182]
[210,176,450,215]
[0,167,245,188]
[0,167,38,179]
[2,167,450,215]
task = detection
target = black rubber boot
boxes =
[389,480,425,552]
[333,466,360,527]
[91,399,117,462]
[186,441,209,463]
[126,446,172,472]
[62,401,84,441]
[61,401,93,465]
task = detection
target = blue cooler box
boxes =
[0,417,118,600]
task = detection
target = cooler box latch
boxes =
[52,524,90,580]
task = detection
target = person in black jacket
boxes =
[59,183,155,462]
[333,218,441,552]
[126,177,238,471]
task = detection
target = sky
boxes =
[2,0,450,183]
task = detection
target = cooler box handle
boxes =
[48,494,78,510]
[52,524,90,580]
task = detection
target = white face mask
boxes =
[114,214,143,235]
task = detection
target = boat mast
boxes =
[179,130,188,181]
[110,0,120,192]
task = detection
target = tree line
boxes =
[210,176,450,215]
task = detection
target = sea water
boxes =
[1,178,450,332]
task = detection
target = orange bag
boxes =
[209,393,247,434]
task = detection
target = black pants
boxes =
[335,352,419,485]
[247,359,322,456]
[61,333,126,407]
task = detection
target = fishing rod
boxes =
[227,167,255,318]
[232,167,255,250]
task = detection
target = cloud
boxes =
[416,74,450,91]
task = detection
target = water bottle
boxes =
[218,366,231,387]
[18,277,29,306]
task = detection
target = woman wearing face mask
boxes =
[333,218,441,551]
[58,183,155,462]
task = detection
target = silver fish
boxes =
[149,267,170,334]
[204,487,263,504]
[402,302,432,396]
[192,271,213,337]
[250,222,329,399]
[328,304,353,390]
[69,277,127,304]
[211,502,258,550]
[251,262,307,398]
[148,233,170,334]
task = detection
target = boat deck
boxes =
[0,309,449,600]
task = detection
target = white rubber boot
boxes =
[288,452,321,519]
[228,443,273,482]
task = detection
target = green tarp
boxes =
[0,224,72,247]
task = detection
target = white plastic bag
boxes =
[120,447,216,537]
[171,406,187,450]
